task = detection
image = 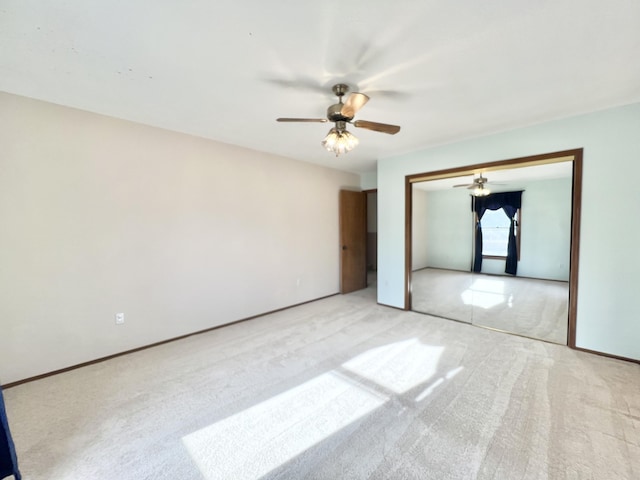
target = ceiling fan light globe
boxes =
[321,128,358,157]
[473,185,491,196]
[322,127,339,150]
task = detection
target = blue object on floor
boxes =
[0,386,21,480]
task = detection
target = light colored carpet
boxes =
[3,284,639,480]
[411,268,569,344]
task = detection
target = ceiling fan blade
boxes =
[276,118,328,122]
[353,119,401,135]
[341,92,370,118]
[452,183,473,188]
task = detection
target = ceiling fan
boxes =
[453,174,501,196]
[276,83,401,156]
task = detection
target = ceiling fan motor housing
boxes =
[327,103,351,123]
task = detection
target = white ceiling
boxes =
[2,1,640,173]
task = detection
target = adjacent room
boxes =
[1,2,639,479]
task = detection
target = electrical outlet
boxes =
[115,313,125,325]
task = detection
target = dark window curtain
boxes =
[472,191,523,275]
[502,204,519,275]
[472,204,488,272]
[0,387,21,480]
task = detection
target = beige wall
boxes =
[0,93,359,384]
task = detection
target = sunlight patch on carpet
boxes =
[182,371,387,480]
[415,365,464,402]
[342,339,444,394]
[461,277,509,309]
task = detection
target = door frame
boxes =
[404,148,583,348]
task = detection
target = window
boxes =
[472,190,522,275]
[480,208,519,258]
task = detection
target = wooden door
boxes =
[340,190,367,293]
